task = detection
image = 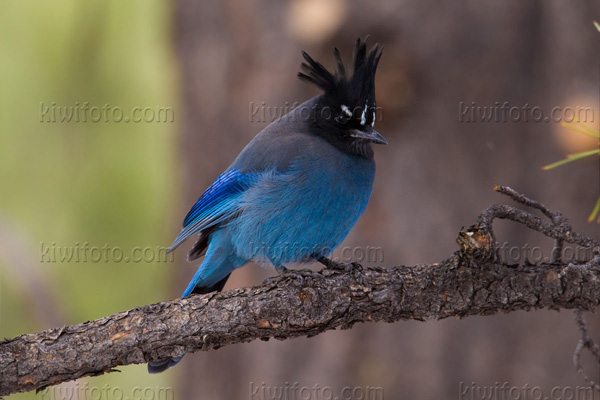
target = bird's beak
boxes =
[349,126,388,145]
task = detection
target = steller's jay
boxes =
[148,38,386,373]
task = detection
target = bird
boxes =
[148,38,386,373]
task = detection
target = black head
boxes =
[298,37,386,158]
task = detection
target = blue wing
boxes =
[168,169,252,252]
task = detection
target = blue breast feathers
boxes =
[228,153,375,266]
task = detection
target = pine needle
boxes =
[543,149,599,170]
[588,196,600,223]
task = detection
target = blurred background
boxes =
[1,1,599,399]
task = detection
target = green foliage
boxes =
[543,123,600,223]
[1,0,179,397]
[542,22,600,223]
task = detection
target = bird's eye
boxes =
[337,104,352,124]
[335,113,349,124]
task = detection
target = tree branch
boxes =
[1,187,599,396]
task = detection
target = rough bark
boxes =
[1,255,599,396]
[2,187,599,396]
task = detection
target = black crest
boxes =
[297,37,383,112]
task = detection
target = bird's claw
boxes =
[349,263,367,285]
[275,265,290,275]
[317,257,366,285]
[263,266,309,286]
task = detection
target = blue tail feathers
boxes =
[147,229,247,373]
[148,356,184,374]
[146,274,232,374]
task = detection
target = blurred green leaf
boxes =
[558,122,600,139]
[1,1,179,398]
[588,196,600,223]
[542,149,599,170]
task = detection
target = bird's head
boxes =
[298,37,386,158]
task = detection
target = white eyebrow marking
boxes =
[360,105,367,125]
[341,105,352,117]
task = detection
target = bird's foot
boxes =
[262,265,289,285]
[262,265,307,286]
[275,265,290,275]
[316,256,366,285]
[316,256,362,272]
